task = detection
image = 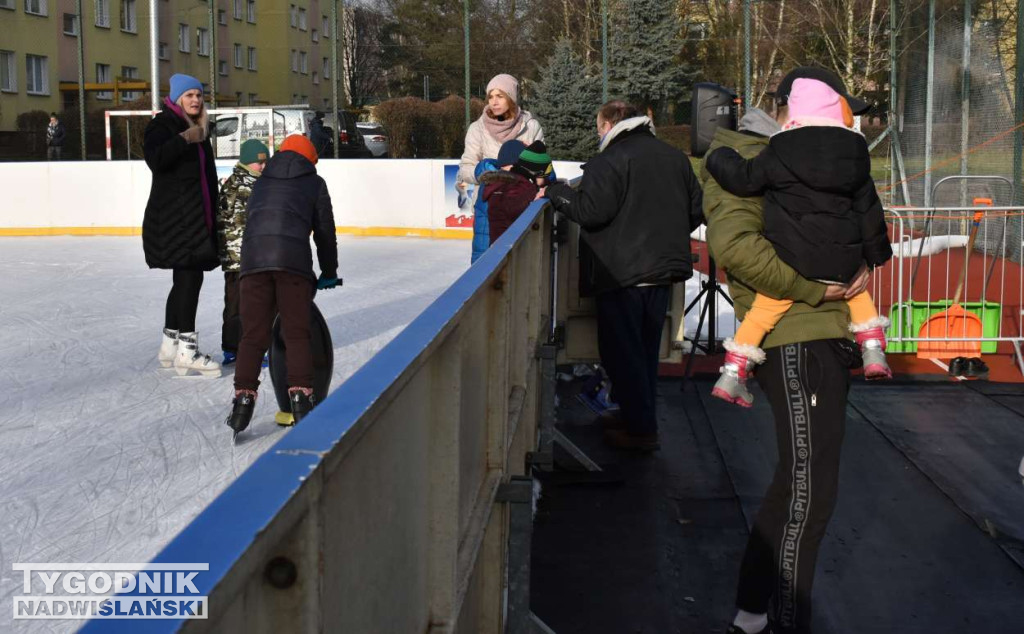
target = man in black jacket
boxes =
[46,113,66,160]
[226,134,339,435]
[544,100,704,451]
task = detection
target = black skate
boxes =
[289,389,316,424]
[226,392,257,439]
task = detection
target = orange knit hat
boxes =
[279,134,318,165]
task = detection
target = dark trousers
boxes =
[595,285,669,436]
[47,146,62,160]
[235,271,314,392]
[164,269,204,333]
[737,340,850,634]
[222,272,241,353]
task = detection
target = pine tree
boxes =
[533,39,601,161]
[608,0,689,119]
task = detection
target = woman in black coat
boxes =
[144,73,221,377]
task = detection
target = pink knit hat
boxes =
[787,78,848,125]
[486,74,519,105]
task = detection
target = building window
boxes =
[292,93,298,104]
[178,24,190,52]
[197,27,210,57]
[312,71,319,85]
[311,28,318,43]
[298,7,307,30]
[158,41,169,60]
[24,0,46,16]
[321,15,328,36]
[322,57,329,79]
[248,92,257,105]
[289,4,296,27]
[246,0,254,23]
[119,0,136,32]
[299,51,308,74]
[121,65,138,100]
[0,51,16,93]
[233,43,242,68]
[0,0,13,10]
[63,12,79,35]
[219,60,227,76]
[232,0,241,19]
[26,54,49,95]
[217,9,226,25]
[290,49,297,73]
[247,46,257,71]
[323,97,329,108]
[96,63,111,99]
[95,0,109,27]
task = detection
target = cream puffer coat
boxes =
[457,110,545,186]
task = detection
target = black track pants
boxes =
[736,340,851,634]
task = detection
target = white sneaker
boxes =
[174,331,221,378]
[158,328,179,368]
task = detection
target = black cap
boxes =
[775,66,871,115]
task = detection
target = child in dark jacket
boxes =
[483,141,553,245]
[706,78,894,407]
[226,134,339,435]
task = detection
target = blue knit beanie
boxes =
[168,74,203,103]
[496,140,526,167]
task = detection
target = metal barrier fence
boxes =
[82,200,557,633]
[874,203,1024,372]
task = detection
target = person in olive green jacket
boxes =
[702,69,873,634]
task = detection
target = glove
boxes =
[317,274,339,290]
[180,125,206,144]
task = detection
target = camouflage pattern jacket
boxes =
[217,163,260,271]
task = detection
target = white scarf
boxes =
[599,116,655,152]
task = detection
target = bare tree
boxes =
[342,5,388,107]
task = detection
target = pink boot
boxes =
[712,350,757,408]
[855,326,892,379]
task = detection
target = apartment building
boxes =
[0,0,340,131]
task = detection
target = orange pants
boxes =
[734,290,879,349]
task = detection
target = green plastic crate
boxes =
[886,300,1002,354]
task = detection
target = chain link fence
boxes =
[887,0,1023,262]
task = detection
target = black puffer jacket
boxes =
[141,105,219,271]
[706,125,892,283]
[240,151,337,282]
[546,119,704,296]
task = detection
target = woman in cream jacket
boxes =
[458,74,544,262]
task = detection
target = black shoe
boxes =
[726,624,771,634]
[289,389,317,423]
[964,357,989,379]
[226,392,256,434]
[948,356,968,377]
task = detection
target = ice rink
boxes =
[0,236,468,632]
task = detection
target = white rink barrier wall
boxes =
[0,160,584,239]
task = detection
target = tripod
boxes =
[681,255,733,387]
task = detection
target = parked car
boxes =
[323,111,373,158]
[357,122,389,158]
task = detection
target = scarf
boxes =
[482,108,523,143]
[164,97,213,233]
[598,116,655,152]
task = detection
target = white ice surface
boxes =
[0,236,468,633]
